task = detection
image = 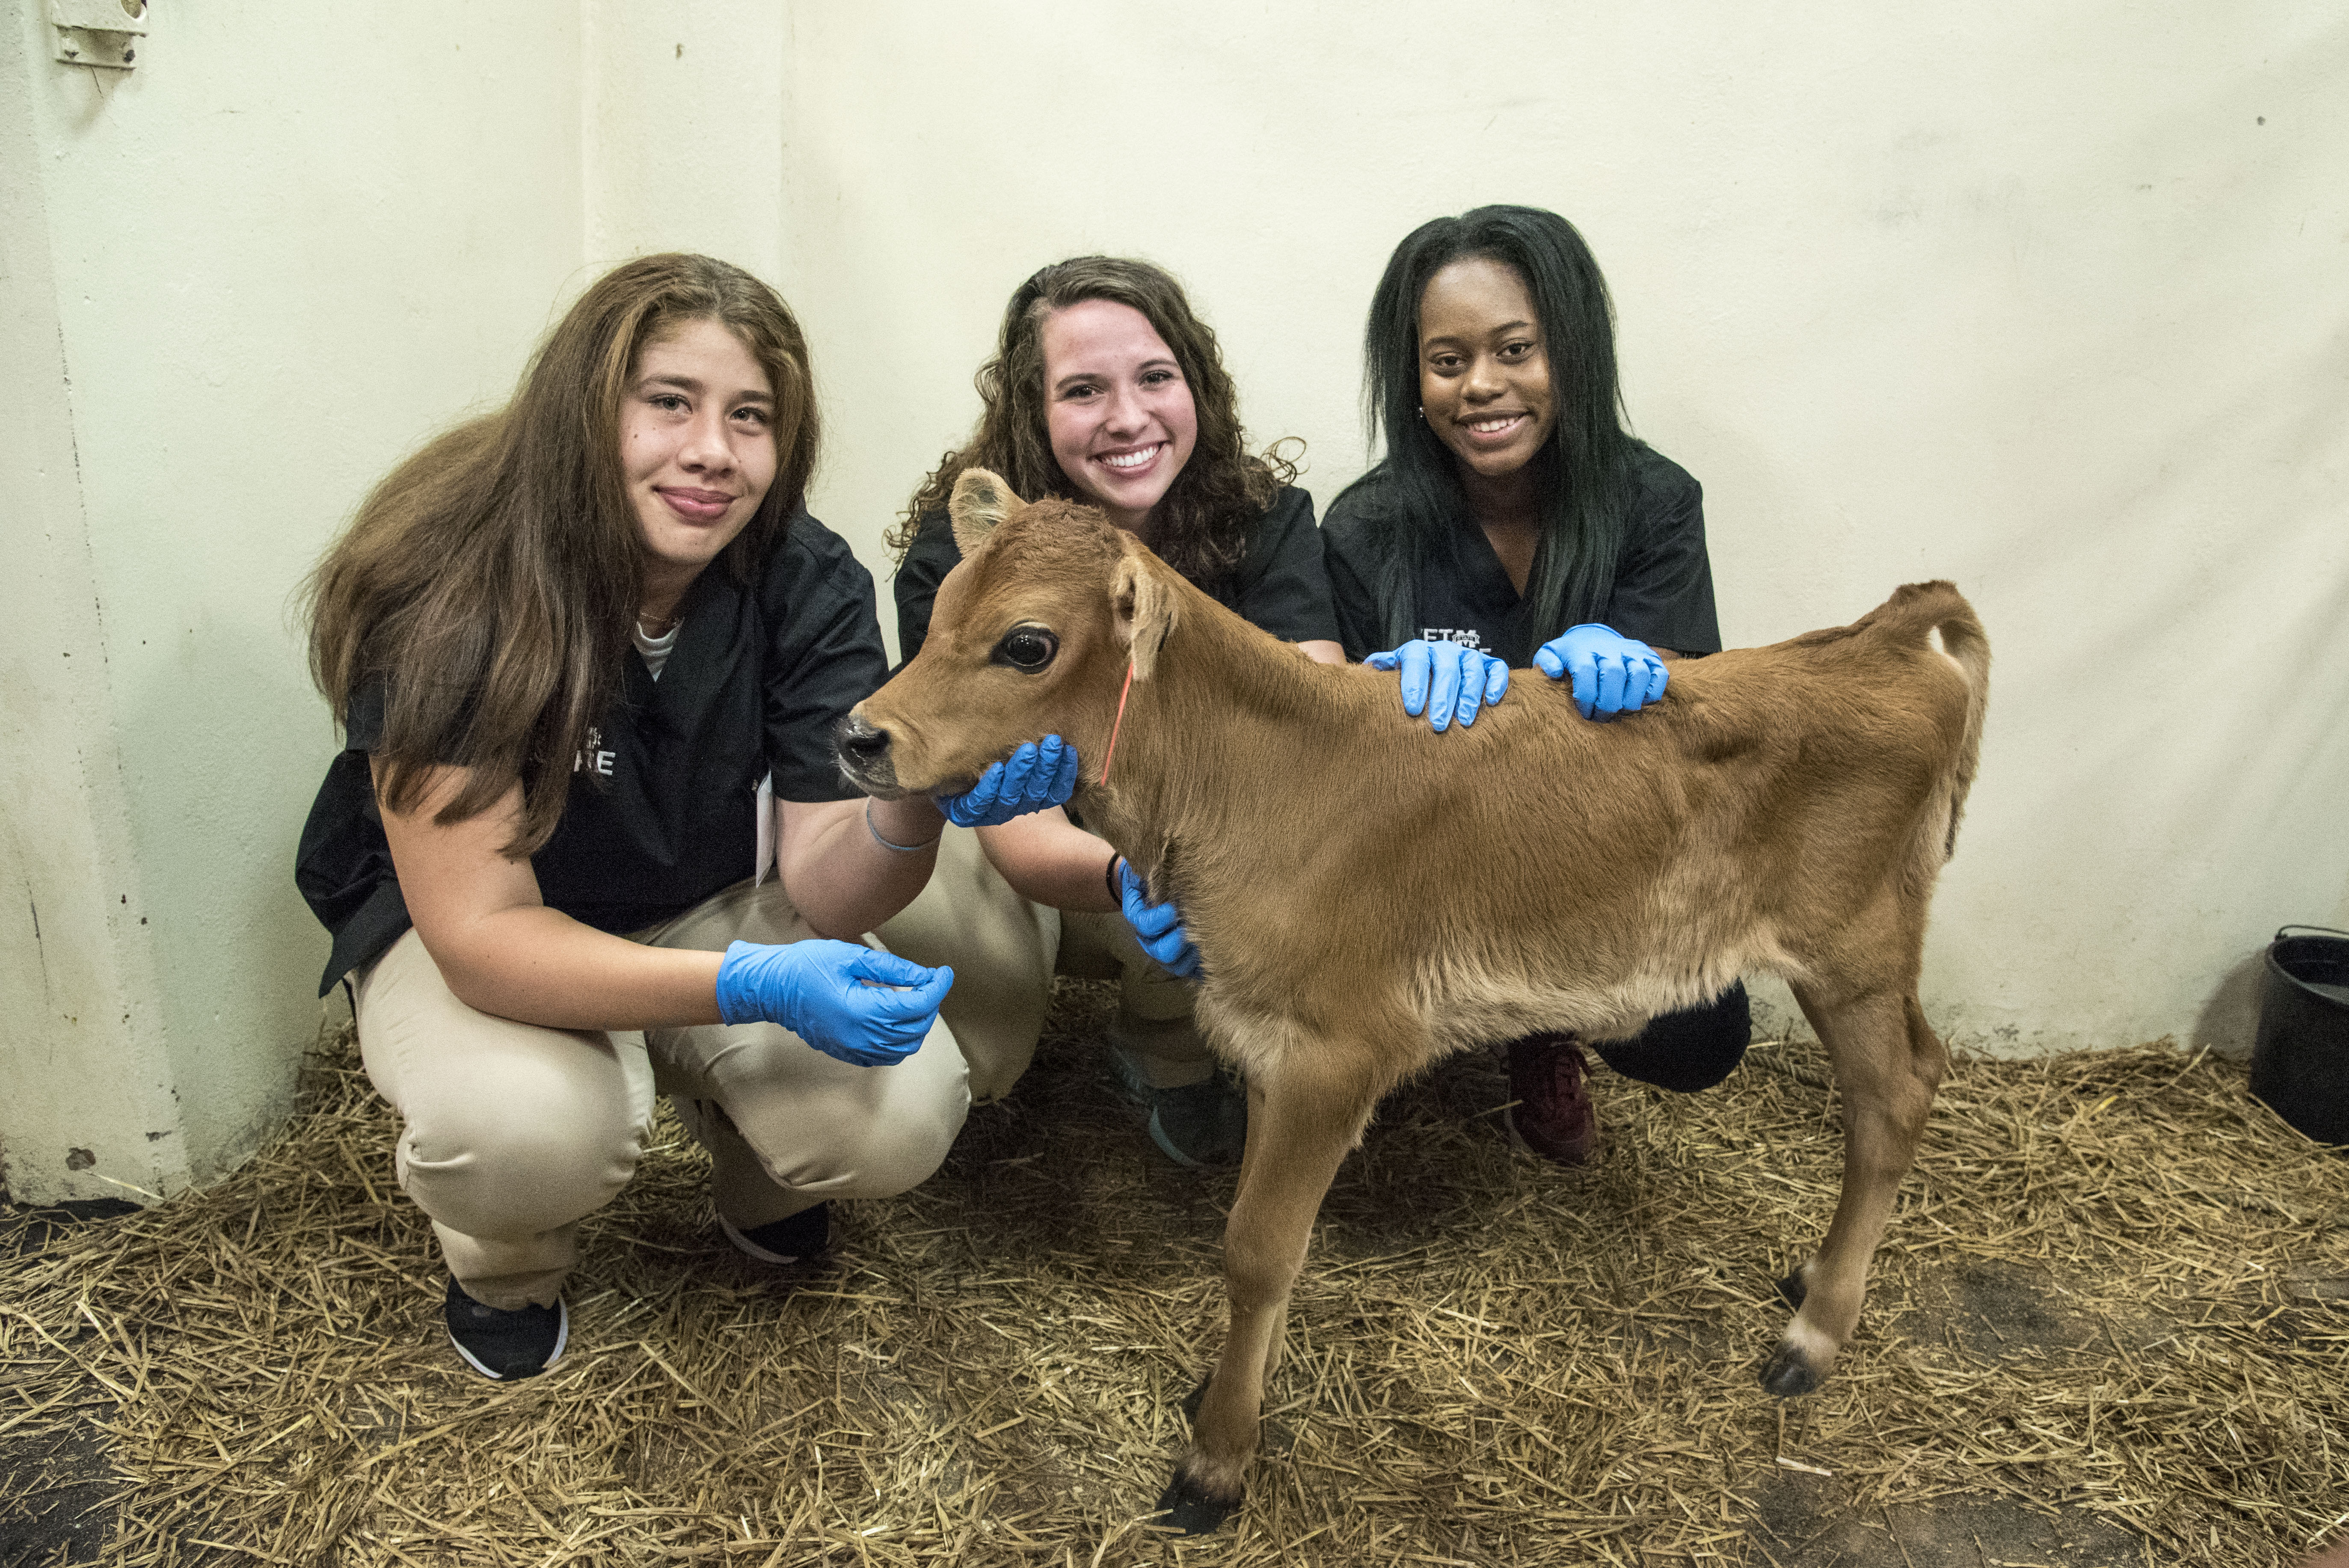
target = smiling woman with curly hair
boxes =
[892,255,1322,625]
[879,255,1343,1169]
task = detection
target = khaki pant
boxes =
[358,871,1013,1310]
[357,830,1198,1309]
[870,827,1060,1101]
[1055,910,1216,1088]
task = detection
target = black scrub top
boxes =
[294,510,885,996]
[1323,444,1722,667]
[893,485,1341,660]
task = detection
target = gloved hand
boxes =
[934,736,1081,827]
[1534,625,1669,720]
[1116,861,1202,981]
[714,940,954,1067]
[1365,639,1510,731]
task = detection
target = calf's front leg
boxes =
[1156,1063,1379,1534]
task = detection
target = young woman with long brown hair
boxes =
[297,254,1068,1380]
[878,255,1348,1168]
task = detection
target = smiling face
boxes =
[1416,256,1557,486]
[620,316,780,605]
[1040,299,1199,536]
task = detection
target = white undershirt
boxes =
[633,618,680,680]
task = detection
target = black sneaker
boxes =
[444,1277,567,1380]
[721,1201,828,1264]
[1110,1048,1247,1167]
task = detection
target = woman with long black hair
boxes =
[1323,205,1749,1165]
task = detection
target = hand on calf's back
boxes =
[1366,627,1667,729]
[1366,638,1510,731]
[1535,624,1669,720]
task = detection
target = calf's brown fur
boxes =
[839,470,1990,1532]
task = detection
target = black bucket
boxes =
[2250,925,2349,1149]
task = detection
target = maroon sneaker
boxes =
[1505,1032,1599,1165]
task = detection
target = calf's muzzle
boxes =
[833,711,899,797]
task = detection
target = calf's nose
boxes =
[838,715,891,761]
[833,711,901,795]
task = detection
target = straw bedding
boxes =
[4,981,2344,1566]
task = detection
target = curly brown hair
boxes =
[892,256,1296,585]
[305,253,819,855]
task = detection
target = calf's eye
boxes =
[992,626,1059,672]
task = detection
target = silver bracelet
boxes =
[865,798,941,854]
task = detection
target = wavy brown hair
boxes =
[892,255,1295,585]
[304,253,819,855]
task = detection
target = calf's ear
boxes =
[1110,551,1178,680]
[949,468,1023,555]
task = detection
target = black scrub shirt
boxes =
[294,510,886,996]
[893,486,1341,661]
[1323,444,1722,667]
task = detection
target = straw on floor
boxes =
[3,980,2345,1566]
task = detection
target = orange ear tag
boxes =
[1097,659,1138,785]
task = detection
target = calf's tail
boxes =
[1871,580,1990,865]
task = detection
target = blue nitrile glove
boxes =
[714,940,954,1067]
[935,735,1081,827]
[1365,639,1510,732]
[1534,625,1669,720]
[1116,861,1202,981]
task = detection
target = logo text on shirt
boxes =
[575,726,615,777]
[1421,628,1484,649]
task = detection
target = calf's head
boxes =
[838,468,1178,798]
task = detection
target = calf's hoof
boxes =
[1153,1469,1240,1536]
[1760,1343,1821,1398]
[1775,1269,1807,1309]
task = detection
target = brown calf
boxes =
[839,470,1990,1533]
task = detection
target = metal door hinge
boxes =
[50,0,148,71]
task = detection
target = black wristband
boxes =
[1104,854,1124,907]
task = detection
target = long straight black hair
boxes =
[1338,205,1636,649]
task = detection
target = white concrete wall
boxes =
[1,12,181,1206]
[0,0,807,1205]
[5,2,2342,1202]
[583,3,788,289]
[783,3,2349,1057]
[1,0,589,1202]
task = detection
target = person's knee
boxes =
[1598,983,1751,1093]
[719,1048,967,1203]
[397,1062,649,1236]
[832,1109,961,1199]
[740,1088,964,1200]
[961,1026,1037,1106]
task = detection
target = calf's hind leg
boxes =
[1765,986,1946,1396]
[1156,1058,1379,1534]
